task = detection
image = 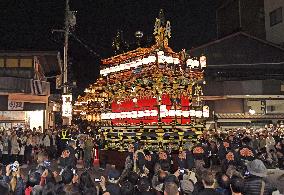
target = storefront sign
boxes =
[62,95,72,117]
[8,101,24,110]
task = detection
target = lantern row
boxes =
[100,51,207,76]
[101,105,209,120]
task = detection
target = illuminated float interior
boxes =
[75,10,209,151]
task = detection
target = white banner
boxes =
[62,95,72,117]
[8,101,24,110]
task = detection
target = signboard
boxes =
[8,101,24,110]
[62,95,72,117]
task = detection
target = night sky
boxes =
[0,0,216,94]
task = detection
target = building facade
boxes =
[216,0,266,39]
[0,51,61,130]
[264,0,284,45]
[217,0,284,45]
[191,32,284,128]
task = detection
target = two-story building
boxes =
[0,51,61,130]
[191,32,284,129]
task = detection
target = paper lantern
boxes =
[200,55,207,68]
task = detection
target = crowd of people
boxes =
[0,125,282,195]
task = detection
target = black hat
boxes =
[108,169,120,181]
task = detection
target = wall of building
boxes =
[213,99,244,113]
[241,0,266,39]
[266,99,284,114]
[217,0,266,39]
[264,0,284,44]
[245,99,284,114]
[217,0,240,38]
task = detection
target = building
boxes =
[190,0,284,128]
[191,32,284,128]
[216,0,266,39]
[0,51,61,130]
[264,0,284,45]
[217,0,284,46]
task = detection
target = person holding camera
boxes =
[3,163,24,195]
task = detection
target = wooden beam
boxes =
[8,93,48,103]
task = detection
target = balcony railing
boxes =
[0,77,50,96]
[0,68,34,79]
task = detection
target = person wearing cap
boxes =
[244,159,278,195]
[105,169,121,195]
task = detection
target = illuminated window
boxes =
[0,58,4,67]
[270,7,282,26]
[6,58,19,68]
[20,58,33,67]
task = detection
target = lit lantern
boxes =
[148,55,156,63]
[182,111,190,117]
[138,111,145,118]
[189,110,196,117]
[169,110,175,116]
[136,59,142,66]
[195,110,203,118]
[150,110,158,116]
[199,55,207,68]
[158,55,165,63]
[173,58,180,64]
[132,111,138,118]
[175,110,182,116]
[142,57,149,64]
[144,110,151,116]
[202,105,209,118]
[157,51,164,56]
[166,56,174,64]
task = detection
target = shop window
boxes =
[270,7,282,26]
[20,58,33,68]
[0,58,4,67]
[6,58,19,68]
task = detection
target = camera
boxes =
[43,160,51,168]
[179,169,185,174]
[71,168,77,175]
[244,170,250,177]
[10,161,19,172]
[94,178,101,182]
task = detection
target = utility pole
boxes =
[61,0,76,126]
[63,0,70,94]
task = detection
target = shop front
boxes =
[0,94,48,130]
[0,110,45,130]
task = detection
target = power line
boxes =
[70,33,101,58]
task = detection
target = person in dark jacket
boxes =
[58,149,73,169]
[230,176,244,195]
[65,140,77,169]
[198,169,221,195]
[178,149,194,171]
[136,176,155,195]
[106,169,121,195]
[243,159,278,195]
[215,172,230,195]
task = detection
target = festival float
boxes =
[75,10,209,151]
